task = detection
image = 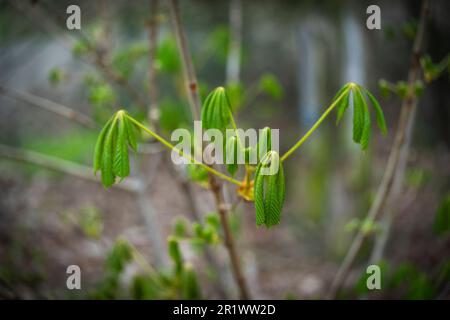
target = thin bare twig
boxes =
[0,85,162,155]
[0,144,141,192]
[168,0,201,120]
[0,86,97,130]
[327,0,430,299]
[10,0,147,111]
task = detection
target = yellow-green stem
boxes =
[127,115,242,186]
[280,87,351,162]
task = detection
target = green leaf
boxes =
[254,151,285,228]
[111,43,147,79]
[125,117,138,151]
[201,226,215,243]
[113,114,130,178]
[254,173,265,226]
[332,83,387,150]
[168,236,183,274]
[352,87,364,144]
[420,55,433,71]
[225,135,238,176]
[243,147,256,165]
[94,116,114,174]
[72,40,89,56]
[187,164,209,185]
[159,98,190,133]
[396,81,408,99]
[402,20,418,40]
[131,274,159,300]
[226,83,243,111]
[205,212,220,229]
[201,87,232,132]
[205,26,229,63]
[157,37,181,73]
[332,83,351,103]
[357,88,371,150]
[106,238,133,274]
[89,83,116,107]
[333,83,351,125]
[257,127,272,160]
[365,89,387,135]
[101,117,118,187]
[193,223,204,238]
[413,80,425,98]
[259,73,284,100]
[173,217,187,237]
[360,218,381,235]
[181,264,201,299]
[48,67,65,86]
[77,205,103,239]
[94,110,137,188]
[265,162,285,226]
[378,79,392,98]
[336,90,350,125]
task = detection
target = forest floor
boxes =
[0,149,449,299]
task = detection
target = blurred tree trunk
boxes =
[226,0,242,85]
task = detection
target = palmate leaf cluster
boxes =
[93,110,138,187]
[201,86,232,132]
[334,83,387,150]
[201,87,286,227]
[254,151,285,227]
